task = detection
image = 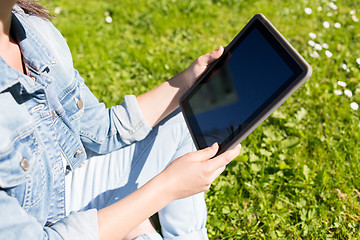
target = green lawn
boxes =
[46,0,360,238]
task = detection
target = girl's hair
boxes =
[16,0,53,19]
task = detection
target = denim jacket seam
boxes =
[58,80,77,103]
[122,121,145,136]
[33,112,52,126]
[23,155,46,210]
[0,126,36,158]
[68,84,85,122]
[79,131,103,144]
[79,119,146,143]
[69,109,84,122]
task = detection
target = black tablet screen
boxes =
[182,20,303,150]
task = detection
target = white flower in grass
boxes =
[352,15,359,22]
[315,43,322,51]
[350,10,356,15]
[342,64,350,72]
[308,40,316,47]
[322,43,329,49]
[54,7,61,14]
[350,102,359,110]
[323,21,330,28]
[337,81,347,87]
[356,58,360,65]
[344,90,353,97]
[327,12,333,17]
[245,182,253,187]
[334,90,342,95]
[334,23,341,28]
[310,51,320,58]
[329,2,338,10]
[309,32,317,39]
[105,16,113,23]
[305,7,312,15]
[325,50,333,58]
[318,6,323,11]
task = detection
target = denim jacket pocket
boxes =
[0,130,45,210]
[61,80,85,123]
[0,92,45,209]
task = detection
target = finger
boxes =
[192,142,219,161]
[208,144,241,171]
[196,46,224,66]
[210,45,224,60]
[209,165,226,183]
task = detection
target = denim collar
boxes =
[0,6,55,93]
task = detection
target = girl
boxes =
[0,1,241,239]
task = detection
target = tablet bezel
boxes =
[180,13,312,155]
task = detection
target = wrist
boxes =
[152,170,177,203]
[167,70,193,96]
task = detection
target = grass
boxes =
[46,0,360,238]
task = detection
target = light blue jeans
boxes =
[65,110,209,240]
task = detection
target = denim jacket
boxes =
[0,6,152,239]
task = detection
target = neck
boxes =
[0,1,16,44]
[0,1,25,75]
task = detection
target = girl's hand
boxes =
[98,142,240,240]
[161,142,241,201]
[181,46,224,89]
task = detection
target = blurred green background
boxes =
[46,0,360,238]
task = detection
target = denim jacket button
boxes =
[77,99,84,110]
[74,150,84,157]
[31,76,36,81]
[51,111,55,120]
[20,157,30,171]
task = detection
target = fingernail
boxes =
[211,142,218,150]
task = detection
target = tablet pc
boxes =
[180,13,312,155]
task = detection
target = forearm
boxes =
[97,141,241,240]
[137,46,224,128]
[136,72,190,127]
[97,172,172,240]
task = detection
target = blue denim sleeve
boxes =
[77,70,152,154]
[0,191,98,239]
[51,209,99,240]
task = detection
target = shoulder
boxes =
[13,5,74,73]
